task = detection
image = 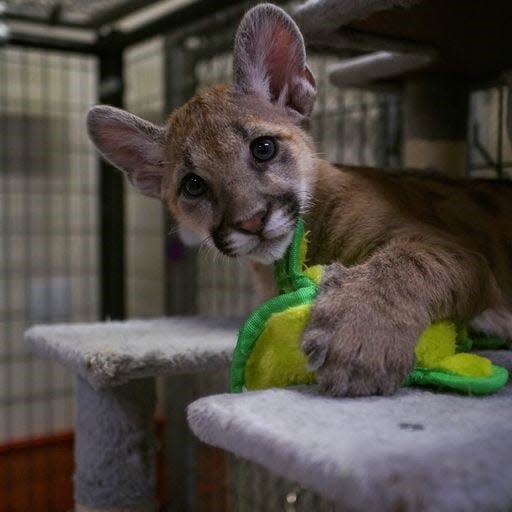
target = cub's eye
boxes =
[182,173,208,198]
[250,137,277,162]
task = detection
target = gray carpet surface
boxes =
[26,316,240,388]
[188,351,512,512]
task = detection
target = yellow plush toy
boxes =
[231,219,509,395]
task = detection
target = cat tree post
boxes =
[402,75,468,176]
[74,377,157,512]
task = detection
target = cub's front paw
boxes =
[301,320,415,396]
[301,265,419,396]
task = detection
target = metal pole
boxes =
[98,39,126,320]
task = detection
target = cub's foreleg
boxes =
[301,238,498,396]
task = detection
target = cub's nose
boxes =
[236,210,267,234]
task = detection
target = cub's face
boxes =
[87,3,317,263]
[161,86,315,263]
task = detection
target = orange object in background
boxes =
[0,431,74,512]
[0,418,170,512]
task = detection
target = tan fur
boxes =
[87,4,512,396]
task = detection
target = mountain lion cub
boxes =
[87,4,512,396]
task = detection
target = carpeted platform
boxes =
[26,316,512,510]
[188,351,512,512]
[25,316,240,388]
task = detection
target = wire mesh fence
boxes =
[125,36,166,319]
[0,45,98,511]
[228,457,336,512]
[468,85,512,179]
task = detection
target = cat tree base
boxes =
[74,378,156,512]
[25,317,512,511]
[25,317,240,511]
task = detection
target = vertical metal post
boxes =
[98,40,126,320]
[496,85,504,178]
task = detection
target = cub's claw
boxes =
[301,328,330,371]
[301,264,419,397]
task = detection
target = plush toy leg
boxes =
[74,377,156,512]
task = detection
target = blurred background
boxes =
[0,0,511,510]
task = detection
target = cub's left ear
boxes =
[233,3,316,119]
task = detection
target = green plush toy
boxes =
[230,218,509,395]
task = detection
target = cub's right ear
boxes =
[87,105,166,199]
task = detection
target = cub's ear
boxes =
[87,105,166,199]
[233,3,316,119]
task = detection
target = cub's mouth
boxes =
[212,193,300,263]
[246,230,296,263]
